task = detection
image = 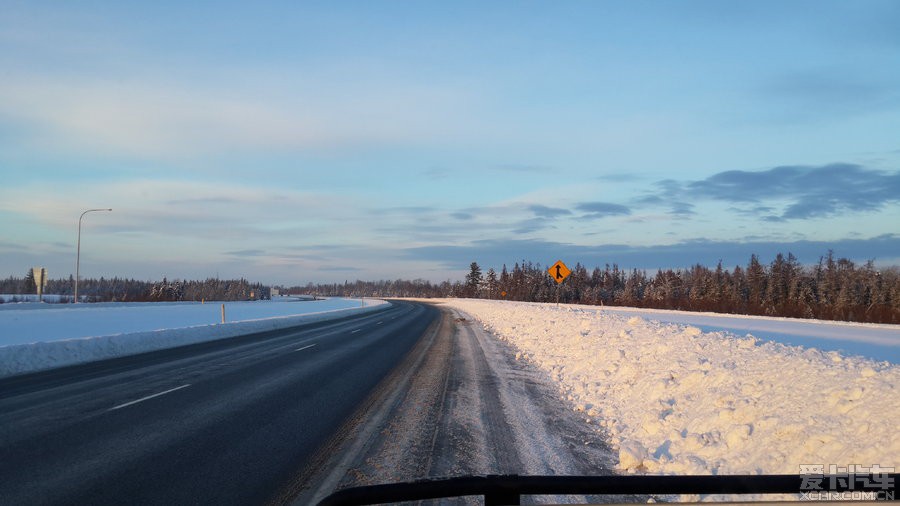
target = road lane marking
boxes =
[109,384,191,411]
[351,329,361,333]
[377,321,383,325]
[294,344,317,352]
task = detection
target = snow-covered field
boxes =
[441,299,900,478]
[0,297,385,377]
[0,294,69,304]
[598,305,900,364]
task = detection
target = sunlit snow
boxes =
[595,305,900,363]
[442,299,900,478]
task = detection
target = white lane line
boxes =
[377,321,383,325]
[351,329,361,334]
[109,384,191,411]
[294,343,317,352]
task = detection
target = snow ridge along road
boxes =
[440,299,900,481]
[0,297,387,377]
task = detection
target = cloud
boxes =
[493,164,549,173]
[0,240,28,251]
[372,206,563,240]
[527,204,571,218]
[595,173,643,183]
[374,206,437,215]
[368,201,577,241]
[0,179,351,246]
[404,234,900,271]
[654,163,900,220]
[668,201,696,217]
[316,265,363,272]
[640,199,698,218]
[730,205,776,217]
[168,197,242,206]
[421,167,451,180]
[226,249,267,258]
[511,217,555,235]
[760,71,900,121]
[575,202,632,219]
[0,70,480,161]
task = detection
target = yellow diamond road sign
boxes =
[548,260,571,284]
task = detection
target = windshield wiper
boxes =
[319,473,899,505]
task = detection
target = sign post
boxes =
[547,260,571,307]
[32,267,47,302]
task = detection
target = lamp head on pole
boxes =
[74,208,113,303]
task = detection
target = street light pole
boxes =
[75,208,112,303]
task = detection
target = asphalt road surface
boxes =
[0,300,438,506]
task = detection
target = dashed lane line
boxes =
[109,384,191,411]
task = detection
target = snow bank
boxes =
[1,294,68,303]
[0,298,387,378]
[0,297,377,346]
[598,306,900,363]
[441,299,900,477]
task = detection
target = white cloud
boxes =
[0,73,480,161]
[0,79,323,158]
[0,179,353,238]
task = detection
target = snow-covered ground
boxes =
[0,294,69,304]
[0,297,386,377]
[598,305,900,364]
[441,299,900,479]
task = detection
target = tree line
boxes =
[0,275,270,303]
[456,251,899,324]
[297,251,900,324]
[4,250,899,323]
[284,279,453,299]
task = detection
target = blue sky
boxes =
[1,1,899,284]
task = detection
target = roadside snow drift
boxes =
[0,298,387,378]
[442,299,900,477]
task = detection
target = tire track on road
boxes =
[302,303,624,504]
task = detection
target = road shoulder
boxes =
[293,302,620,504]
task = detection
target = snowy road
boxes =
[303,303,625,505]
[0,301,436,505]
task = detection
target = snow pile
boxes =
[441,299,900,476]
[0,298,387,378]
[598,306,900,364]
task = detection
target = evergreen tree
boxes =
[464,262,482,298]
[23,269,36,294]
[499,264,510,298]
[746,254,767,312]
[485,268,498,299]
